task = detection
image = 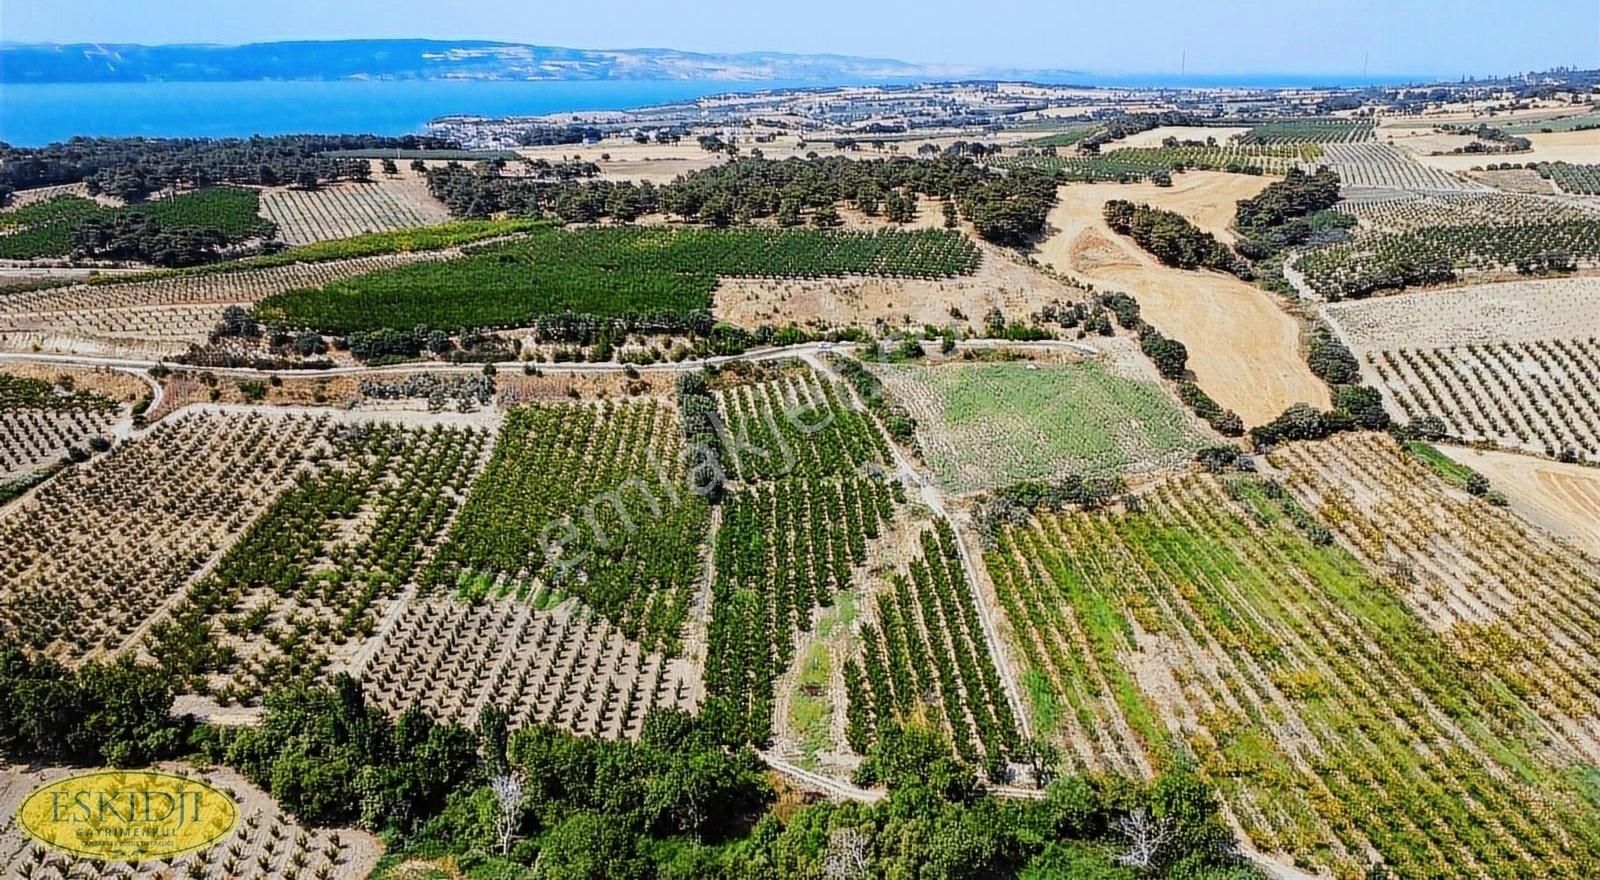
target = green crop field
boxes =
[1238,119,1375,144]
[984,452,1600,878]
[994,144,1314,182]
[255,226,981,333]
[868,360,1209,493]
[1505,112,1600,134]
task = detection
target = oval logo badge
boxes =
[17,770,240,862]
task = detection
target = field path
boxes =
[1034,173,1331,425]
[808,352,1035,744]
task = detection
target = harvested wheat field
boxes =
[1438,445,1600,555]
[1035,173,1330,424]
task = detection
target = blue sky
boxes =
[3,0,1594,77]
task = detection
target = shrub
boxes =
[1306,333,1360,386]
[1139,326,1189,380]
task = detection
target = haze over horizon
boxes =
[3,0,1596,79]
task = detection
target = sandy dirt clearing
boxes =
[1033,173,1330,425]
[1438,445,1600,556]
[1409,127,1600,172]
[1117,126,1250,148]
[712,240,1085,331]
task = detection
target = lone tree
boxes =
[489,773,526,855]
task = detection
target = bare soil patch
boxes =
[1116,126,1250,149]
[712,241,1084,332]
[1410,127,1600,172]
[1438,445,1600,556]
[1033,174,1330,425]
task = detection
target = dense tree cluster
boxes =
[0,648,187,767]
[424,154,1058,246]
[3,652,1258,880]
[423,160,604,218]
[0,134,454,201]
[1249,403,1355,447]
[70,213,230,266]
[1139,326,1190,380]
[1297,322,1391,433]
[976,474,1128,546]
[1080,112,1204,153]
[1178,381,1246,437]
[1306,331,1360,386]
[1233,168,1348,258]
[1104,200,1249,277]
[956,166,1059,246]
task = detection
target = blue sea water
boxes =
[0,73,1428,147]
[0,79,819,147]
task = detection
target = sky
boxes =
[2,0,1595,77]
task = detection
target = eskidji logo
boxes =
[17,770,239,862]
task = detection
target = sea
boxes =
[0,79,819,147]
[0,74,1429,148]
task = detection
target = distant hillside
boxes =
[0,39,1075,84]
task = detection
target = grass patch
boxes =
[1403,440,1477,487]
[1022,666,1063,734]
[789,643,833,767]
[870,360,1208,493]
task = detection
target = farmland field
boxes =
[867,359,1209,493]
[421,399,709,654]
[1296,192,1600,299]
[260,178,452,244]
[995,144,1312,181]
[0,375,124,482]
[983,440,1600,877]
[1321,276,1600,354]
[1367,338,1600,460]
[1435,443,1600,555]
[845,521,1022,765]
[148,418,493,704]
[1319,142,1486,192]
[1238,119,1375,144]
[0,409,323,662]
[356,595,699,738]
[1541,162,1600,195]
[1504,111,1600,134]
[255,226,982,334]
[702,365,903,743]
[0,248,478,358]
[1333,190,1600,233]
